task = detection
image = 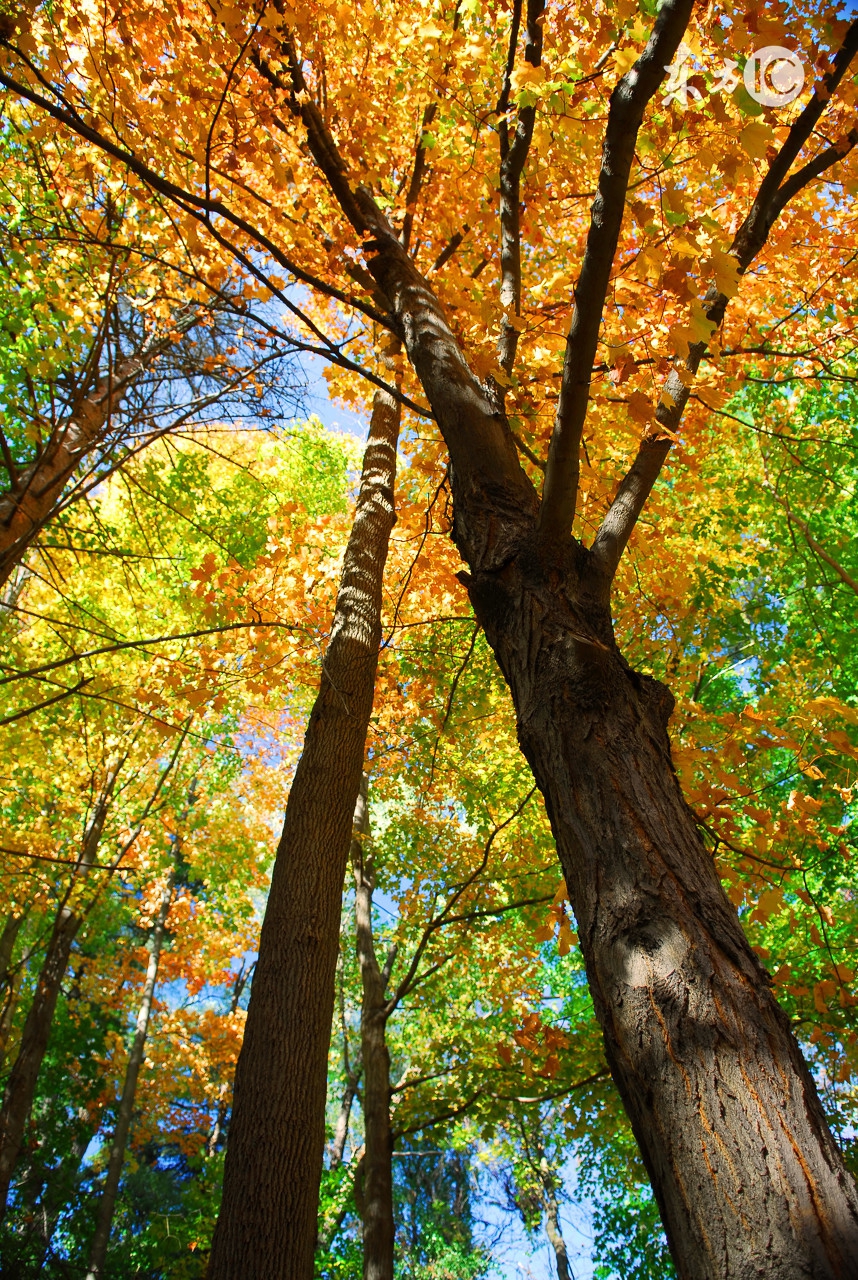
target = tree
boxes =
[0,410,359,1271]
[3,1,858,1274]
[0,111,305,589]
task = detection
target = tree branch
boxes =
[537,0,696,544]
[764,482,858,597]
[497,0,545,376]
[590,22,858,585]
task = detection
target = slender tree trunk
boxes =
[85,870,174,1280]
[538,1155,572,1280]
[459,532,858,1279]
[208,372,401,1280]
[351,778,395,1280]
[206,961,254,1160]
[328,1054,361,1171]
[0,323,195,588]
[0,910,26,1072]
[0,911,24,990]
[0,772,116,1211]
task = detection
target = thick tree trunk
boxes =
[351,778,395,1280]
[0,773,115,1211]
[85,870,174,1280]
[460,531,858,1279]
[208,375,401,1280]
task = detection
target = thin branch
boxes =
[764,483,858,597]
[387,785,537,1013]
[0,677,92,725]
[0,621,299,687]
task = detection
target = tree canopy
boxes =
[1,1,858,1277]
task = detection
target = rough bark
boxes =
[457,525,858,1279]
[208,374,401,1280]
[351,777,395,1280]
[0,770,116,1211]
[85,870,174,1280]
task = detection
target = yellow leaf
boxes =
[613,46,638,75]
[740,122,773,161]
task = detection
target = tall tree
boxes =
[208,377,402,1278]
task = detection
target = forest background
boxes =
[0,0,857,1277]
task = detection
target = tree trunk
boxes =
[328,1066,361,1171]
[538,1155,572,1280]
[0,910,26,1072]
[0,770,116,1211]
[459,531,858,1279]
[0,906,81,1211]
[85,870,174,1280]
[208,373,401,1280]
[206,961,254,1160]
[351,777,395,1280]
[0,911,24,991]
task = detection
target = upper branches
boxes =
[537,0,697,546]
[497,0,545,377]
[589,17,858,589]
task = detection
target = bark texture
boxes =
[351,778,395,1280]
[85,870,174,1280]
[0,773,115,1211]
[458,522,858,1280]
[208,377,401,1280]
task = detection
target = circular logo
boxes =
[744,47,805,107]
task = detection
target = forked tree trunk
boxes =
[208,375,401,1280]
[461,531,858,1279]
[0,772,116,1211]
[85,870,174,1280]
[351,778,395,1280]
